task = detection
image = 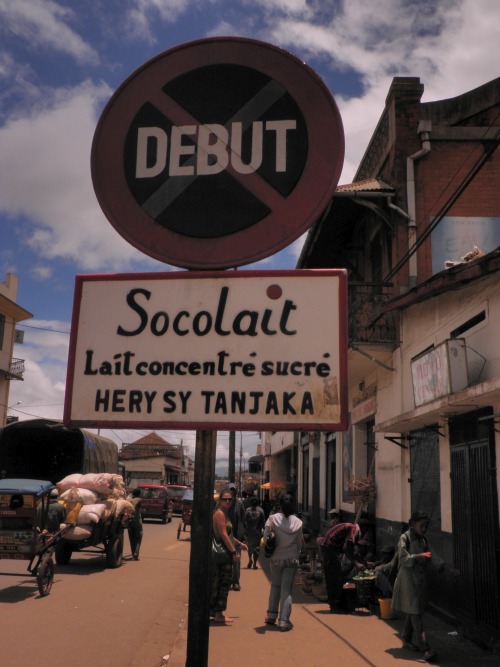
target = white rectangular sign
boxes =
[64,270,348,431]
[411,338,468,407]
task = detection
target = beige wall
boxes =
[376,271,500,526]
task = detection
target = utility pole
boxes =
[228,431,235,483]
[238,431,243,494]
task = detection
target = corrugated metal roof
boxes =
[335,178,394,193]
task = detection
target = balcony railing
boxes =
[348,283,396,345]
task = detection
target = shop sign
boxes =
[411,338,468,407]
[64,270,348,431]
[91,37,344,269]
[351,396,377,424]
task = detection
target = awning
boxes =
[261,480,287,490]
[375,375,500,433]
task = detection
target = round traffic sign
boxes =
[92,37,344,269]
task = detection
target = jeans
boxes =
[267,559,298,625]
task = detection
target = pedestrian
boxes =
[211,488,247,624]
[392,511,455,662]
[242,490,252,510]
[244,496,265,569]
[126,488,143,560]
[264,493,303,632]
[227,482,246,591]
[316,509,361,613]
[261,494,272,520]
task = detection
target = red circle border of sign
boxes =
[91,37,344,270]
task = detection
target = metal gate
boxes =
[409,428,441,540]
[449,408,500,632]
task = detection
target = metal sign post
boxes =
[186,429,216,667]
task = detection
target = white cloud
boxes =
[0,0,99,65]
[259,0,500,184]
[125,0,194,41]
[30,264,53,280]
[0,80,166,271]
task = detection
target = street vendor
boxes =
[317,509,361,613]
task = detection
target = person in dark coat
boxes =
[126,488,143,560]
[392,512,454,662]
[244,497,265,569]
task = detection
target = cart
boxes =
[0,478,73,596]
[177,489,193,540]
[352,574,377,614]
[54,501,128,569]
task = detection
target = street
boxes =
[0,518,189,667]
[2,518,498,667]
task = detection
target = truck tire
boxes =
[106,531,124,568]
[55,541,73,565]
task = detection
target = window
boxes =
[450,311,486,338]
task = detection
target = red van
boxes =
[165,484,190,515]
[137,485,173,524]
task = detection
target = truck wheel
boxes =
[37,555,54,596]
[55,541,72,565]
[106,531,124,568]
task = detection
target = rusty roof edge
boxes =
[381,246,500,312]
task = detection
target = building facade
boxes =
[264,76,500,643]
[119,431,191,487]
[0,274,31,426]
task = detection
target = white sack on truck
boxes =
[76,503,107,524]
[60,524,93,541]
[59,487,98,505]
[114,498,135,519]
[57,473,125,497]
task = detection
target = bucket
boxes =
[378,598,394,620]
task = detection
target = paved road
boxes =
[0,517,190,667]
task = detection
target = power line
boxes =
[17,323,70,334]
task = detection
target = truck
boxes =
[0,419,127,568]
[0,418,119,483]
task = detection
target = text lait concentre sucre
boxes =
[83,286,335,417]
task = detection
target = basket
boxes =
[378,598,395,620]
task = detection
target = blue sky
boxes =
[1,0,499,471]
